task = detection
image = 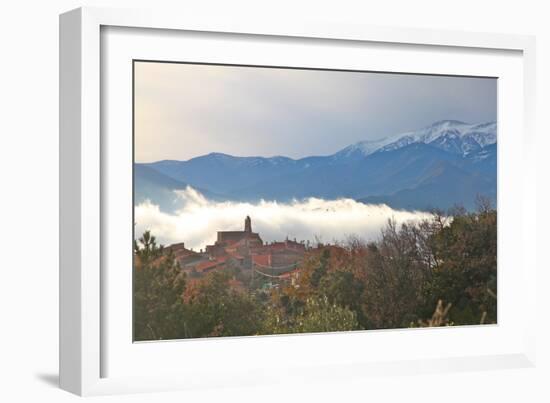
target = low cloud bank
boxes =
[135,187,433,250]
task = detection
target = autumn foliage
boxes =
[134,200,497,340]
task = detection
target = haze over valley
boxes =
[134,120,496,248]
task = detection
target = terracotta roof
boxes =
[269,242,287,250]
[195,256,228,272]
[266,240,305,251]
[227,251,244,260]
[252,254,271,266]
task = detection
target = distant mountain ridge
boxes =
[135,120,497,212]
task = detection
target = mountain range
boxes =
[135,120,497,212]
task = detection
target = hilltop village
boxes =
[165,216,308,290]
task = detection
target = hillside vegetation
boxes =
[134,199,497,341]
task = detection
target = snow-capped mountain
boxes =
[335,120,497,158]
[136,120,497,211]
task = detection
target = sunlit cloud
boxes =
[134,187,433,250]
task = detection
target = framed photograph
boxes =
[60,7,537,396]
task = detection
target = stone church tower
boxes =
[244,215,252,233]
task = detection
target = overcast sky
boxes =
[134,61,496,163]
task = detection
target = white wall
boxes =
[0,1,548,402]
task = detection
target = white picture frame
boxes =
[59,6,537,396]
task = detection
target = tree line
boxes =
[133,198,497,341]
